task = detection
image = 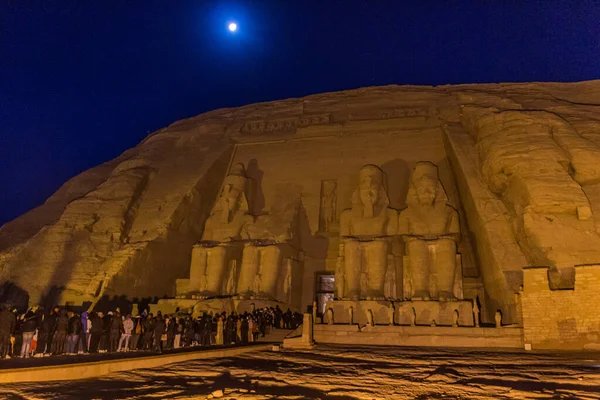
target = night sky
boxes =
[1,1,599,226]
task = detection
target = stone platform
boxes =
[314,324,523,348]
[325,299,474,326]
[151,297,296,317]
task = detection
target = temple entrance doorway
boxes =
[315,273,335,316]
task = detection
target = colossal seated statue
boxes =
[398,162,461,301]
[338,165,398,300]
[237,191,302,303]
[177,163,254,297]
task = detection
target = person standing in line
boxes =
[46,306,59,355]
[153,314,166,353]
[174,318,183,349]
[241,314,249,345]
[88,312,104,353]
[66,311,82,355]
[19,307,37,358]
[129,316,142,351]
[53,309,69,355]
[142,313,155,351]
[166,315,176,350]
[79,311,90,354]
[118,314,134,352]
[99,311,111,353]
[0,304,16,359]
[109,311,123,353]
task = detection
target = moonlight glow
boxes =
[228,22,237,32]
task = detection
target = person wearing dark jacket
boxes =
[66,312,83,354]
[153,315,166,353]
[45,307,59,355]
[19,307,37,358]
[0,305,16,359]
[99,312,111,353]
[53,309,69,355]
[166,316,176,350]
[109,312,123,353]
[88,312,104,353]
[241,315,249,345]
[142,314,155,351]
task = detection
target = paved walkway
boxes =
[0,342,266,370]
[0,328,292,370]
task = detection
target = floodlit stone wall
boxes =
[1,79,600,343]
[522,265,600,350]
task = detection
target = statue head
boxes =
[406,162,448,207]
[213,163,249,222]
[352,165,389,217]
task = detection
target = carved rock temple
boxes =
[2,80,600,350]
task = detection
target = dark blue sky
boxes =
[1,1,599,225]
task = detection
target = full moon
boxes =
[228,22,237,32]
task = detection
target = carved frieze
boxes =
[240,113,330,134]
[379,107,438,119]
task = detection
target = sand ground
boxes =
[2,345,600,399]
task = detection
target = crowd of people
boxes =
[0,303,303,360]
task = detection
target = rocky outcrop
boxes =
[1,80,600,319]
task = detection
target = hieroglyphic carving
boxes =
[240,113,331,134]
[379,107,434,119]
[318,179,338,233]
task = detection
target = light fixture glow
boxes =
[228,22,237,32]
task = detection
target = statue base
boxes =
[324,299,474,327]
[150,296,299,318]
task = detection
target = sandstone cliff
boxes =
[1,81,599,321]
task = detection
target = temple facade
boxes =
[2,81,600,349]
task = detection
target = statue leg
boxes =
[433,238,457,301]
[189,247,208,292]
[344,240,361,300]
[204,245,228,295]
[366,240,388,299]
[238,245,259,296]
[407,240,430,300]
[258,245,283,299]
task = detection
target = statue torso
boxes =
[202,212,251,242]
[400,204,456,237]
[343,208,396,238]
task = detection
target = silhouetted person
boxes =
[241,315,249,345]
[142,313,155,351]
[166,316,176,350]
[45,306,59,354]
[0,305,16,359]
[89,312,104,353]
[53,309,69,355]
[109,311,123,353]
[153,315,166,353]
[19,307,37,358]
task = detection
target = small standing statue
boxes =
[495,310,502,328]
[312,300,318,324]
[348,306,354,325]
[388,302,395,326]
[410,307,417,327]
[366,309,374,327]
[326,308,334,325]
[473,298,480,328]
[452,309,459,328]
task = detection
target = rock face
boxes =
[1,80,600,326]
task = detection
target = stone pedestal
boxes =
[325,299,474,327]
[283,313,316,349]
